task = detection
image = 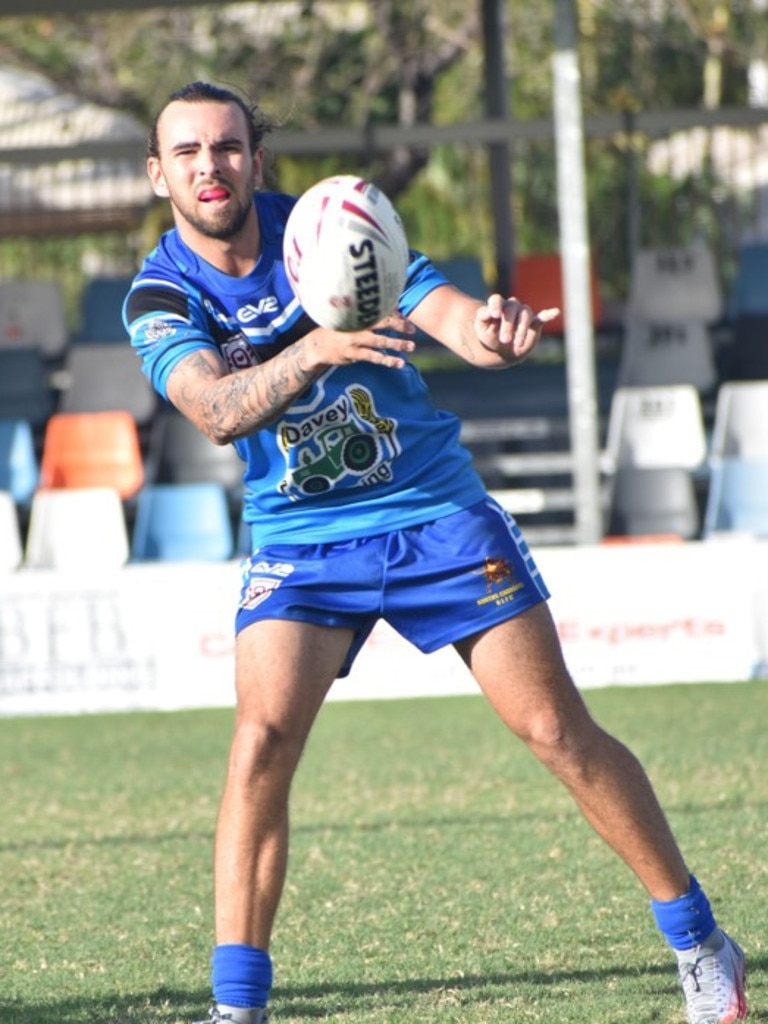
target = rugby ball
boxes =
[283,175,409,331]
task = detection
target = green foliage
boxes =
[0,682,766,1023]
[0,3,766,301]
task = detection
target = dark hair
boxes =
[147,81,272,158]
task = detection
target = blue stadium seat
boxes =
[727,243,768,319]
[76,276,134,343]
[704,458,768,537]
[237,514,252,557]
[433,256,488,300]
[0,349,55,428]
[131,482,235,562]
[0,418,38,504]
[719,315,768,382]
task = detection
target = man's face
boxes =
[148,99,263,241]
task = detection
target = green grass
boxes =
[1,682,767,1023]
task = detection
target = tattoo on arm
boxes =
[175,338,323,442]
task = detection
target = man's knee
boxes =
[229,717,305,783]
[516,697,602,775]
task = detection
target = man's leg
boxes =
[205,619,353,1024]
[454,601,746,1023]
[455,601,688,897]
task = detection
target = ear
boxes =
[147,157,169,198]
[252,147,265,190]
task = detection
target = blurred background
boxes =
[2,0,768,552]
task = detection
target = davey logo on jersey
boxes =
[277,384,400,499]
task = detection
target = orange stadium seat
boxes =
[512,252,602,335]
[39,410,144,499]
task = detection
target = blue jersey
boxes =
[124,191,488,545]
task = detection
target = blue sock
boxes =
[650,874,717,951]
[212,943,273,1009]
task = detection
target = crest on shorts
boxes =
[240,575,282,610]
[472,554,526,607]
[480,556,513,591]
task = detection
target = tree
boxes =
[0,2,481,199]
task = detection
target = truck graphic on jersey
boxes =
[292,422,378,493]
[278,385,399,498]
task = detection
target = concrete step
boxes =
[460,416,570,444]
[519,523,581,546]
[475,451,575,476]
[488,486,578,514]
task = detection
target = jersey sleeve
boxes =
[123,278,218,401]
[397,251,450,317]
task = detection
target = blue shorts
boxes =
[236,497,550,677]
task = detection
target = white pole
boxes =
[552,0,603,544]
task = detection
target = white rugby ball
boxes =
[283,174,409,331]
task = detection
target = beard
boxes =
[172,185,255,241]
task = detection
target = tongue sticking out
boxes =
[200,187,229,202]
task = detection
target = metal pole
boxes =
[482,0,514,294]
[624,108,640,273]
[552,0,603,544]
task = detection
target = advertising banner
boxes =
[0,540,764,716]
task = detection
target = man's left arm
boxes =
[408,283,559,370]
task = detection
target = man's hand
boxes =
[475,295,560,360]
[307,311,416,371]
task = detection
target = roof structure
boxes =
[10,0,213,10]
[0,66,151,235]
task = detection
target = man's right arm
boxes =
[126,274,416,446]
[166,339,328,445]
[166,318,416,446]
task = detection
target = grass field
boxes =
[1,681,767,1024]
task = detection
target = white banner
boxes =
[0,539,764,716]
[0,563,240,716]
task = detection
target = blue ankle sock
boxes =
[650,874,717,951]
[212,943,273,1009]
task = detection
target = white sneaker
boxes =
[192,1008,268,1024]
[676,929,747,1024]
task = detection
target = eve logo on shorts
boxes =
[240,560,295,611]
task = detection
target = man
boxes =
[124,82,746,1024]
